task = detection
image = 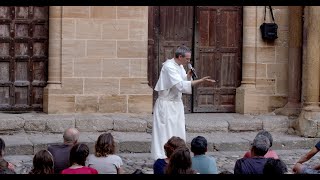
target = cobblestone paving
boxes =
[4,149,320,174]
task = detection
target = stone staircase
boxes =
[0,112,317,156]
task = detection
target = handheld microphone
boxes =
[187,63,198,79]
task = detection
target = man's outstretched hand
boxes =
[200,76,216,83]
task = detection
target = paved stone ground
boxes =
[4,149,320,174]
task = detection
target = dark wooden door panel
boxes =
[148,6,194,113]
[0,6,48,111]
[158,6,194,113]
[193,6,242,112]
[148,6,242,113]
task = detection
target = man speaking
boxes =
[151,46,215,160]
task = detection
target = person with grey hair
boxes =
[234,134,271,174]
[48,127,80,173]
[151,46,215,160]
[243,130,279,159]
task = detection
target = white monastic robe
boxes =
[151,58,192,160]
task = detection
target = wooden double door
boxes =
[148,6,242,113]
[0,6,48,112]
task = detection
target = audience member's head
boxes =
[165,146,196,174]
[251,134,270,157]
[191,136,207,155]
[256,130,274,147]
[263,158,288,174]
[95,133,115,157]
[164,136,186,159]
[63,128,79,145]
[69,143,89,166]
[29,150,54,174]
[0,138,5,157]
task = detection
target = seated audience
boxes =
[243,130,278,159]
[61,143,98,174]
[165,146,197,174]
[293,139,320,173]
[29,150,54,174]
[263,158,288,174]
[86,133,123,174]
[191,136,217,174]
[234,134,270,174]
[153,136,186,174]
[48,127,79,174]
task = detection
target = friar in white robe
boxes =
[151,46,214,161]
[151,58,192,160]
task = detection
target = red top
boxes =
[61,166,98,174]
[243,150,279,159]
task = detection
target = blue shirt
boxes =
[192,155,218,174]
[153,159,167,174]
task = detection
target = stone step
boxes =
[0,112,294,134]
[0,131,316,155]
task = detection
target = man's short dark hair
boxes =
[175,46,191,58]
[263,158,288,174]
[191,136,207,155]
[251,134,270,156]
[69,143,89,166]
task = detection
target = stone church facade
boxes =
[0,6,319,137]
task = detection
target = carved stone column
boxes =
[297,6,320,137]
[43,6,62,113]
[274,6,303,116]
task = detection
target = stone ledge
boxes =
[0,113,296,134]
[0,131,317,155]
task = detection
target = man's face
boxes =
[179,52,191,65]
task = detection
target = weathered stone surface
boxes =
[113,132,152,153]
[1,133,33,155]
[75,96,99,113]
[297,109,320,137]
[28,133,62,154]
[90,6,116,19]
[258,115,290,132]
[75,115,113,132]
[99,95,127,113]
[228,114,263,131]
[23,115,47,132]
[113,114,147,132]
[128,95,152,113]
[0,115,25,131]
[186,118,229,133]
[46,115,75,133]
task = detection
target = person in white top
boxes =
[151,46,215,160]
[86,133,123,174]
